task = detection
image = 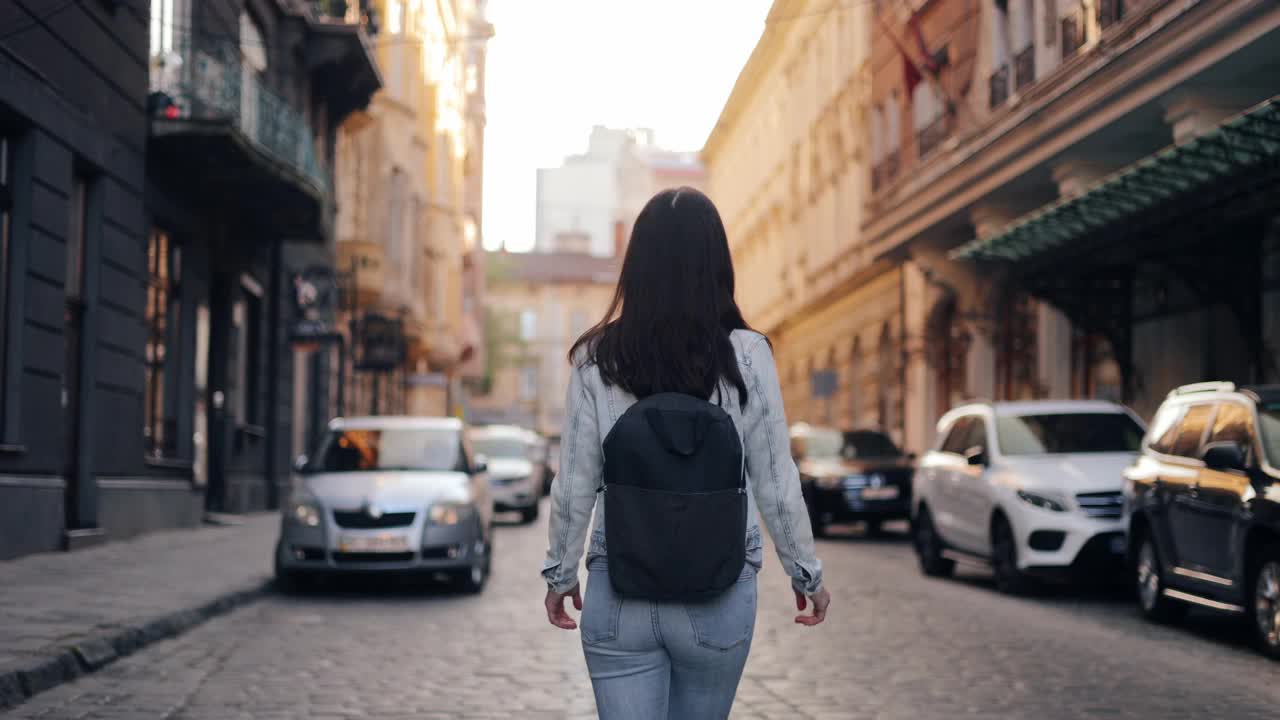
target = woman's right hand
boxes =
[794,588,830,626]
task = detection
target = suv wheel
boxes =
[913,507,954,577]
[1135,535,1186,623]
[991,516,1032,595]
[1250,546,1280,660]
[520,502,540,525]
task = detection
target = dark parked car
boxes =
[792,424,914,537]
[1124,382,1280,659]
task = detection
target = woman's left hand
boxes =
[545,585,583,630]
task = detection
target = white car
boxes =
[468,425,542,524]
[911,400,1146,594]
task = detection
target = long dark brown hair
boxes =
[568,187,763,406]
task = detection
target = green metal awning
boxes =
[952,94,1280,262]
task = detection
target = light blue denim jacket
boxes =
[541,330,824,596]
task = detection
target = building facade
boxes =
[709,0,1280,455]
[867,0,1280,450]
[0,0,380,561]
[470,250,618,436]
[702,0,893,439]
[332,0,491,427]
[536,126,705,257]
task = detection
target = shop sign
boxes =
[358,313,405,371]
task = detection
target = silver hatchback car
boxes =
[275,416,494,593]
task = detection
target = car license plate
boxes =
[338,534,410,553]
[861,486,900,501]
[1109,536,1126,555]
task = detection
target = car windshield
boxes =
[471,436,529,459]
[841,431,902,459]
[1260,404,1280,466]
[799,429,844,459]
[310,428,463,472]
[996,413,1144,456]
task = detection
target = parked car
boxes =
[468,424,542,523]
[1123,382,1280,659]
[792,424,914,537]
[532,434,554,497]
[912,400,1146,594]
[276,416,493,593]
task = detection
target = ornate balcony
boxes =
[989,64,1011,109]
[148,40,330,238]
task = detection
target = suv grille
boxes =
[332,510,416,529]
[1075,491,1123,519]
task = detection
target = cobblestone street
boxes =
[6,502,1280,719]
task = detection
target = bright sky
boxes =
[480,0,775,252]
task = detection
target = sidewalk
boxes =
[0,514,279,710]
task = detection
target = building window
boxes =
[233,277,263,427]
[144,229,181,457]
[870,104,885,189]
[519,309,537,341]
[519,365,537,402]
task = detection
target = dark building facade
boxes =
[0,0,378,561]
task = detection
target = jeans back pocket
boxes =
[581,569,623,645]
[683,567,756,651]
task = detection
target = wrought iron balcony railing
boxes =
[989,64,1010,109]
[149,41,329,195]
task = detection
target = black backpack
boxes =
[601,392,747,602]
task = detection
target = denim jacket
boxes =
[541,329,824,596]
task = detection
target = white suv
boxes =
[911,400,1146,594]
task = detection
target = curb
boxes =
[0,578,272,710]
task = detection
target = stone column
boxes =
[901,260,935,454]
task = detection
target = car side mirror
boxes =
[293,454,309,474]
[964,446,988,467]
[473,454,488,474]
[1202,442,1246,472]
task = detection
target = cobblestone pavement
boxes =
[7,505,1280,719]
[0,514,277,699]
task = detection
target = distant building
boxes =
[536,126,705,257]
[469,250,618,437]
[333,0,492,426]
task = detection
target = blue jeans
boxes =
[581,558,756,720]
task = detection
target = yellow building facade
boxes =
[703,0,906,442]
[333,0,491,418]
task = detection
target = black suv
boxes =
[1124,382,1280,659]
[792,424,914,538]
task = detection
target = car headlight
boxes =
[815,475,845,490]
[287,496,322,527]
[429,502,471,526]
[1016,490,1068,512]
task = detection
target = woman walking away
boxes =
[540,187,831,720]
